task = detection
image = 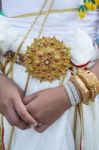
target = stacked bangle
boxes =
[70,69,99,105]
[77,69,97,101]
[63,68,99,105]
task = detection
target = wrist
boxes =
[63,80,81,106]
[59,85,72,108]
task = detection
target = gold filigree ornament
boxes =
[24,36,72,81]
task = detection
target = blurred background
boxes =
[0,1,3,15]
[0,0,1,10]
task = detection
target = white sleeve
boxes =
[70,28,95,67]
[70,11,99,68]
[0,15,20,54]
[89,14,99,65]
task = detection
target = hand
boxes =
[23,86,71,132]
[0,74,37,129]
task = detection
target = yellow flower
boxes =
[79,5,86,19]
[84,0,92,10]
[95,0,99,5]
[91,1,97,10]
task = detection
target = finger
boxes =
[5,105,29,130]
[11,79,24,99]
[34,123,48,133]
[26,99,38,116]
[14,97,37,126]
[23,93,38,105]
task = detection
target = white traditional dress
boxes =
[0,0,99,150]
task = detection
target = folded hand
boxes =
[23,86,71,132]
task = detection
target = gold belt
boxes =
[4,37,72,82]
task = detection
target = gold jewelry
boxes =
[84,69,99,93]
[24,36,71,81]
[70,75,90,104]
[70,68,99,104]
[9,3,99,19]
[77,69,99,101]
[77,69,97,101]
[12,8,78,18]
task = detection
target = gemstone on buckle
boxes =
[44,59,50,65]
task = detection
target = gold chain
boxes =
[6,0,48,76]
[7,0,55,149]
[12,8,78,18]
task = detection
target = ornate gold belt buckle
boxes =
[24,36,71,82]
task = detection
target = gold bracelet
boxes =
[97,81,99,93]
[84,69,99,93]
[70,75,90,104]
[77,69,97,101]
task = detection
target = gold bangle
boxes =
[97,81,99,93]
[84,70,99,94]
[70,75,90,104]
[77,69,97,101]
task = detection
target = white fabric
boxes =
[0,17,98,66]
[0,0,99,150]
[1,0,99,40]
[70,28,95,65]
[0,16,20,53]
